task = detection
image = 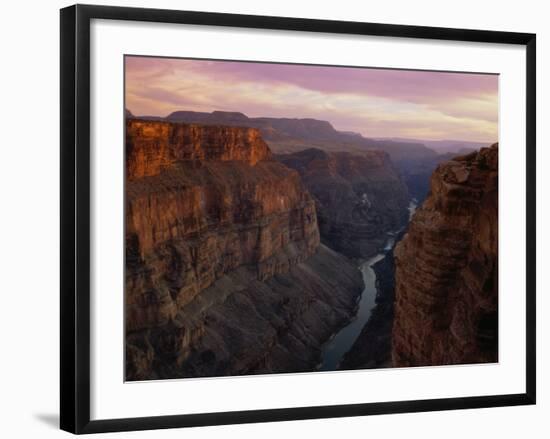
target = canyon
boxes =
[125,111,499,379]
[125,119,364,380]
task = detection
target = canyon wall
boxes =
[277,148,409,259]
[392,144,498,366]
[125,119,363,380]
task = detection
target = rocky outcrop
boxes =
[391,144,498,366]
[125,119,363,380]
[277,148,409,259]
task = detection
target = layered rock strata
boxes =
[125,119,363,380]
[277,148,409,259]
[391,144,498,366]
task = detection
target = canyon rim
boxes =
[124,56,499,381]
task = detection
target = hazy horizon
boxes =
[125,56,498,143]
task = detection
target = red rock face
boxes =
[392,144,498,366]
[127,120,272,179]
[125,120,363,379]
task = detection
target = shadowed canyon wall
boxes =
[125,119,363,379]
[392,144,498,366]
[277,148,409,259]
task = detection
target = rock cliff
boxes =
[277,148,409,259]
[125,119,363,380]
[127,120,272,179]
[391,144,498,366]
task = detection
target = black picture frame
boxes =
[60,4,536,434]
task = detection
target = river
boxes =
[317,199,417,371]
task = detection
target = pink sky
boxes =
[125,56,498,142]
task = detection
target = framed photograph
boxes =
[60,4,536,434]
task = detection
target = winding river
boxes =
[317,199,418,371]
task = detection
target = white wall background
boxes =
[0,0,547,437]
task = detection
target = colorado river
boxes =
[317,252,386,371]
[317,199,418,371]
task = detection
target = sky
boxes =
[125,56,498,142]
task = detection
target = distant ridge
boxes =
[373,137,491,155]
